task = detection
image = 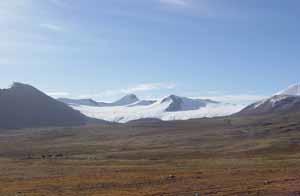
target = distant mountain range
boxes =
[58,94,219,111]
[58,94,154,107]
[1,82,300,128]
[59,94,241,123]
[58,83,300,123]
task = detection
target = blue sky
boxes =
[1,0,300,103]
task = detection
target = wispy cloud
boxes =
[159,0,190,7]
[40,23,64,32]
[121,83,176,94]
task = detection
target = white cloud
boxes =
[40,23,64,32]
[121,83,176,94]
[159,0,189,7]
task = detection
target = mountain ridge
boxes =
[65,94,240,123]
[161,94,219,112]
[0,82,87,129]
[275,84,300,96]
[236,84,300,116]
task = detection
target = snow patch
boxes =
[276,84,300,96]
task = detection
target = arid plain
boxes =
[1,113,300,195]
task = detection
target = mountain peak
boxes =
[10,82,35,90]
[237,84,300,116]
[11,82,26,87]
[160,94,219,112]
[276,84,300,96]
[123,94,138,99]
[113,94,139,106]
[2,82,44,97]
[168,94,180,99]
[0,82,86,128]
[161,94,181,103]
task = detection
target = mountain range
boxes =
[1,82,300,128]
[60,94,242,123]
[58,94,144,107]
[58,94,219,111]
[59,83,300,123]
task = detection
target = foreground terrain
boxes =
[1,113,300,195]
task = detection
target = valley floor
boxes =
[1,114,300,195]
[1,158,300,195]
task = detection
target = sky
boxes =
[1,0,300,103]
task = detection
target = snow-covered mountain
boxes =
[59,94,143,107]
[275,84,300,96]
[161,95,219,112]
[109,94,139,106]
[237,84,300,116]
[62,94,243,123]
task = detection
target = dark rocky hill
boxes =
[0,82,87,129]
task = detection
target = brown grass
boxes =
[1,114,300,195]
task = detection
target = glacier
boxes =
[70,96,244,123]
